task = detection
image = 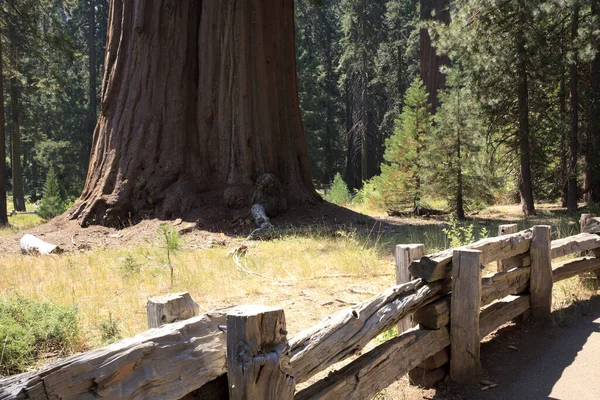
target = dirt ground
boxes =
[0,202,445,255]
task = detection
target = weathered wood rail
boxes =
[3,217,600,400]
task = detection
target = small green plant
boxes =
[99,312,122,344]
[36,167,67,220]
[119,254,142,277]
[443,215,477,247]
[157,224,183,286]
[324,173,352,205]
[0,296,79,376]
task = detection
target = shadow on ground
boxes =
[436,295,600,400]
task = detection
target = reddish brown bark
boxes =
[71,0,318,227]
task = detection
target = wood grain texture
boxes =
[289,279,446,383]
[530,226,553,320]
[408,365,448,388]
[226,305,294,400]
[481,267,530,307]
[479,295,531,338]
[417,348,449,370]
[550,233,600,259]
[147,292,200,329]
[409,229,532,282]
[497,224,518,272]
[415,267,529,330]
[552,256,600,282]
[294,328,451,400]
[396,244,426,333]
[0,312,227,400]
[413,296,450,329]
[582,217,600,234]
[450,249,482,384]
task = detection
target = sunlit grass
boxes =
[0,232,393,347]
[0,214,46,236]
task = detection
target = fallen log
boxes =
[409,229,532,282]
[550,233,600,259]
[0,311,227,400]
[19,234,61,255]
[552,256,600,282]
[289,279,447,383]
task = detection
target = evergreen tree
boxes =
[424,70,495,219]
[374,78,432,213]
[37,167,66,220]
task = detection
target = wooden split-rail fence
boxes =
[2,214,600,400]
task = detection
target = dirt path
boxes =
[441,296,600,400]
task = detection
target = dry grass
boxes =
[0,214,45,237]
[0,231,395,347]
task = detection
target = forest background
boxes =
[1,0,600,222]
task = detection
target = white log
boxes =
[19,234,61,255]
[147,292,200,329]
[251,203,273,229]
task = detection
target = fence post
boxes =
[396,244,426,333]
[530,225,553,321]
[450,249,482,384]
[146,292,199,329]
[497,224,518,272]
[580,214,600,289]
[226,305,295,400]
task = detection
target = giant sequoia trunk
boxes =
[71,0,318,227]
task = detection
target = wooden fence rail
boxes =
[3,220,600,400]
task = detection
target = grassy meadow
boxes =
[0,202,598,376]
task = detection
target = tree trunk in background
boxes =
[70,0,318,227]
[7,4,25,212]
[0,32,8,225]
[419,0,450,113]
[87,0,97,136]
[589,1,600,203]
[516,0,535,216]
[559,33,568,207]
[567,4,579,215]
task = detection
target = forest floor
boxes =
[0,201,598,398]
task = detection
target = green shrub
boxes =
[0,296,79,376]
[99,313,122,344]
[37,167,67,220]
[324,173,352,205]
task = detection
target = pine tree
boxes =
[37,167,66,220]
[375,78,432,214]
[424,69,495,219]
